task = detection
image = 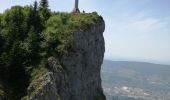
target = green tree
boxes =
[33,1,38,11]
[25,5,42,33]
[39,0,48,10]
[0,14,4,53]
[2,6,25,43]
[0,6,29,99]
[39,0,51,24]
[24,27,41,65]
[7,41,29,100]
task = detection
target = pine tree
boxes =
[26,27,41,64]
[39,0,48,10]
[39,0,51,24]
[0,35,4,53]
[33,1,38,11]
[0,15,3,52]
[25,3,42,33]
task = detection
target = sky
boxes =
[0,0,170,65]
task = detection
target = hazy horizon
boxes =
[104,59,170,66]
[1,0,170,64]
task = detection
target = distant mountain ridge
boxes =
[103,60,170,67]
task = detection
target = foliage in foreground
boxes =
[0,0,102,100]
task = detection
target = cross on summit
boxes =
[72,0,80,13]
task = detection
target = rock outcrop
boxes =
[0,85,5,100]
[0,95,5,100]
[25,20,106,100]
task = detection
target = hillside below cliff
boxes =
[0,2,106,100]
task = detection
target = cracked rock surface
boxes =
[26,21,106,100]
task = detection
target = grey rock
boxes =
[0,96,6,100]
[27,72,59,100]
[26,20,106,100]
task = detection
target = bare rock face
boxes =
[26,20,106,100]
[0,96,6,100]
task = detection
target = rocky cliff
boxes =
[23,20,106,100]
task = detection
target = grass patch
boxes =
[42,12,103,56]
[30,65,48,82]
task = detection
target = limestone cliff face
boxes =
[26,20,106,100]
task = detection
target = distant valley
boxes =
[101,60,170,100]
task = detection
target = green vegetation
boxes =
[0,0,102,99]
[42,12,103,56]
[0,83,5,96]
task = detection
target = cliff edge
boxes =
[0,5,106,99]
[23,14,106,100]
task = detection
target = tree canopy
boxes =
[0,0,102,99]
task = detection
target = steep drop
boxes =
[24,16,106,100]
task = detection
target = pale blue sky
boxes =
[0,0,170,64]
